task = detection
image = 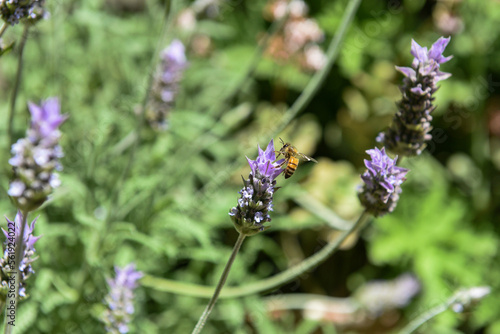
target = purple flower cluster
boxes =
[229,140,284,236]
[146,39,188,131]
[103,263,143,334]
[0,212,41,300]
[0,0,47,25]
[377,37,453,156]
[8,98,67,212]
[358,147,408,217]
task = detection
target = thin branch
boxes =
[7,25,29,148]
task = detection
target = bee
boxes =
[276,138,317,179]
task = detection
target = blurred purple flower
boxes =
[230,139,284,235]
[103,263,143,334]
[146,39,188,131]
[377,37,452,156]
[0,0,47,26]
[8,98,67,211]
[358,147,408,217]
[0,211,41,300]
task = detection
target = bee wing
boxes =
[298,152,318,163]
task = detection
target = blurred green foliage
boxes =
[0,0,499,333]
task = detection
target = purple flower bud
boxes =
[9,98,67,212]
[0,211,41,300]
[0,0,47,26]
[230,139,284,235]
[103,263,143,334]
[146,39,188,131]
[358,147,408,217]
[377,37,452,156]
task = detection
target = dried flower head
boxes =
[377,37,452,156]
[229,139,284,236]
[0,0,47,26]
[146,39,188,131]
[358,147,408,217]
[354,273,420,316]
[0,211,41,301]
[8,98,67,212]
[103,263,143,334]
[264,0,326,72]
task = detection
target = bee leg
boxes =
[277,159,287,168]
[273,151,283,164]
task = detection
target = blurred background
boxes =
[0,0,499,333]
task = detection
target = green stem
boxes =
[0,23,8,39]
[191,233,247,334]
[4,210,28,334]
[292,185,352,231]
[143,210,370,298]
[7,25,29,148]
[272,0,361,136]
[398,294,460,334]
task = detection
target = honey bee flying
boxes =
[276,138,317,179]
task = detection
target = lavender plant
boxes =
[146,39,188,131]
[377,37,452,157]
[192,139,284,334]
[4,97,65,333]
[229,139,283,236]
[8,97,66,212]
[102,263,143,334]
[0,212,40,302]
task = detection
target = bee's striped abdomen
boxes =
[285,157,299,179]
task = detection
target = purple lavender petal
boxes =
[395,66,416,80]
[410,39,428,63]
[428,37,453,64]
[358,147,408,217]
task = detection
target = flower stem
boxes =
[7,25,29,148]
[4,210,28,334]
[398,294,462,334]
[142,210,370,298]
[0,23,8,39]
[398,286,492,334]
[191,232,247,334]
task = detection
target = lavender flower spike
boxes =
[377,37,453,156]
[103,263,143,334]
[358,147,408,217]
[8,97,67,212]
[146,39,188,131]
[229,139,284,236]
[0,212,41,301]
